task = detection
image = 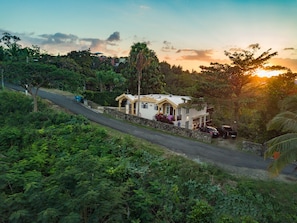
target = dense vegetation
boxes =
[1,32,297,143]
[1,90,297,223]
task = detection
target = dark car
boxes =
[200,126,220,138]
[218,125,237,139]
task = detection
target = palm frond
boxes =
[267,111,297,133]
[266,145,297,177]
[265,95,297,176]
[281,95,297,112]
[264,133,297,176]
[265,133,297,157]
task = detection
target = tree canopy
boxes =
[4,61,82,112]
[124,42,165,95]
[198,44,279,127]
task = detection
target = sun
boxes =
[255,69,282,78]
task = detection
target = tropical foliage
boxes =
[1,91,297,222]
[124,42,165,95]
[265,95,297,176]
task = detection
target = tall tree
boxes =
[5,61,81,112]
[96,69,126,92]
[0,32,22,61]
[264,71,297,119]
[125,42,164,116]
[264,95,297,176]
[67,49,95,90]
[198,44,278,126]
[161,62,199,95]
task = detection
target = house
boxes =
[115,93,209,129]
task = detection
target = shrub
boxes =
[155,113,174,124]
[187,200,214,223]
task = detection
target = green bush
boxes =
[187,200,214,223]
[83,90,121,106]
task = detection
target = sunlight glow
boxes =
[255,69,282,78]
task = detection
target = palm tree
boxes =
[264,95,297,176]
[136,49,149,116]
[129,43,151,116]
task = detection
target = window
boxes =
[165,104,174,115]
[165,105,171,114]
[141,103,148,109]
[186,108,189,114]
[154,104,158,110]
[177,108,182,120]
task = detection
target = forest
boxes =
[1,32,297,222]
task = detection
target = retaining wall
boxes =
[102,108,267,155]
[104,107,212,143]
[241,141,266,156]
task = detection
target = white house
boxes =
[115,93,209,129]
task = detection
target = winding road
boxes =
[7,83,297,179]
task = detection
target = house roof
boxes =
[116,93,191,107]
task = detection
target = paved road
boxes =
[7,84,297,178]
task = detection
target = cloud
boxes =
[227,44,264,52]
[270,57,297,73]
[248,43,260,49]
[161,41,176,52]
[107,31,120,42]
[81,38,104,49]
[283,47,295,51]
[140,5,150,10]
[176,49,214,61]
[0,29,41,46]
[39,32,79,44]
[132,35,152,46]
[0,29,122,56]
[228,47,243,52]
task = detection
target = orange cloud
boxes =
[176,49,214,62]
[283,47,295,51]
[270,58,297,73]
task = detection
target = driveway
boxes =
[6,84,297,180]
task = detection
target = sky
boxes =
[1,0,297,76]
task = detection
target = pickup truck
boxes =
[218,125,237,139]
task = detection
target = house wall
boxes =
[190,107,208,129]
[175,106,208,129]
[129,100,209,130]
[136,102,158,120]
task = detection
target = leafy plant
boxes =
[187,200,214,223]
[1,91,297,222]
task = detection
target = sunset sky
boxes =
[1,0,297,75]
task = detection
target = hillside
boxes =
[1,90,297,223]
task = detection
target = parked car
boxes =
[218,125,237,139]
[200,126,220,138]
